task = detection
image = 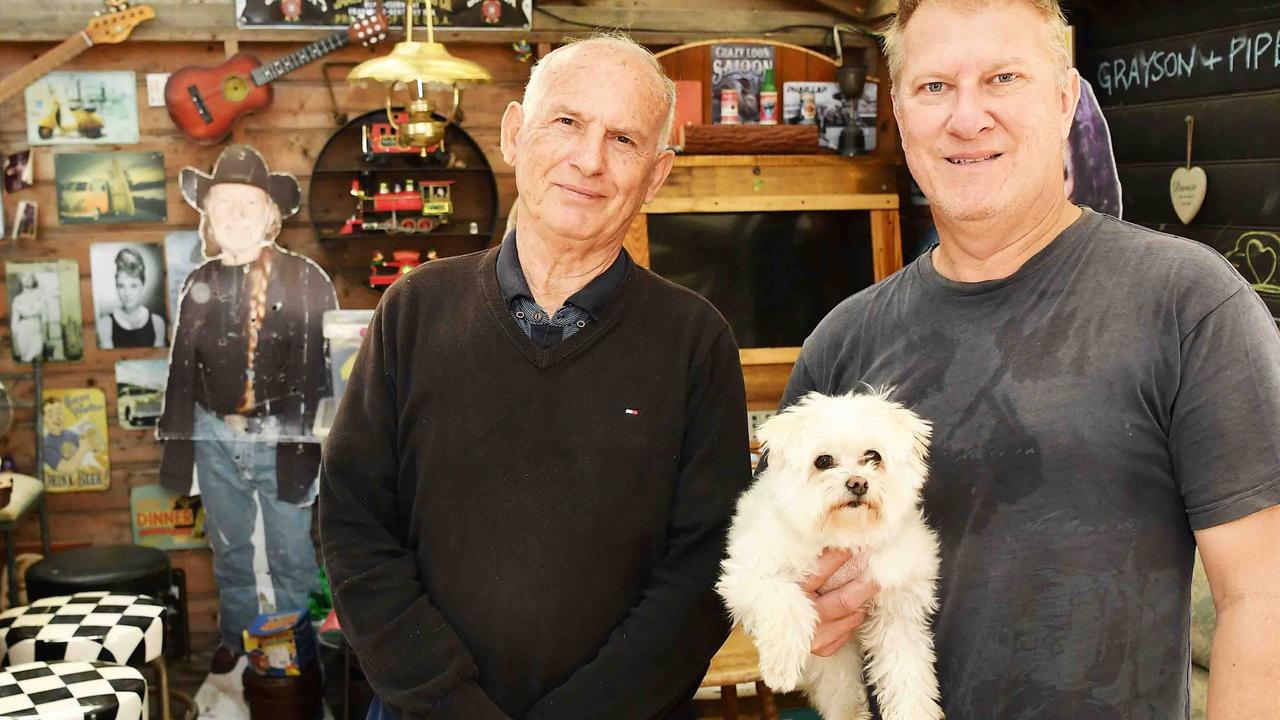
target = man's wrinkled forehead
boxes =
[898,1,1054,77]
[528,45,664,115]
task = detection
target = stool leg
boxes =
[721,684,738,720]
[4,530,17,609]
[755,681,778,720]
[149,657,172,720]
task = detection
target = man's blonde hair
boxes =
[882,0,1072,89]
[523,32,677,153]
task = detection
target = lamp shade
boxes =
[348,40,493,88]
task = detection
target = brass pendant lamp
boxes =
[347,0,492,155]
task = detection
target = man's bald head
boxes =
[522,33,677,153]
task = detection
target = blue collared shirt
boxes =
[495,231,631,349]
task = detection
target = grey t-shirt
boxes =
[784,208,1280,719]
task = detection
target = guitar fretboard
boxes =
[250,31,350,86]
[0,33,92,106]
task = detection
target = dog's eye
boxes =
[814,454,835,470]
[862,450,882,466]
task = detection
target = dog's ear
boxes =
[755,402,811,469]
[890,407,933,486]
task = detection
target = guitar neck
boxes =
[0,33,93,106]
[250,31,351,86]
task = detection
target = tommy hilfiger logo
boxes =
[624,408,640,416]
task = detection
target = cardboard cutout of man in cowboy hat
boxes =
[157,144,337,673]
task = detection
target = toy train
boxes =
[362,113,453,165]
[339,177,455,235]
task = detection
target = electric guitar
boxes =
[0,2,156,106]
[164,12,388,145]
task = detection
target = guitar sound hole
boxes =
[222,75,251,103]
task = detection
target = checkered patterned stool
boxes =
[0,660,146,720]
[0,593,169,720]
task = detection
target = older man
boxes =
[794,1,1280,718]
[320,35,750,720]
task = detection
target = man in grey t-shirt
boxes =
[790,1,1280,718]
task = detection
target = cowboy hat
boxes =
[179,145,301,219]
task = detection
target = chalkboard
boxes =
[1117,162,1280,228]
[1080,22,1280,106]
[1068,0,1279,51]
[1102,92,1280,164]
[1176,225,1280,323]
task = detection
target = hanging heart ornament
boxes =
[1171,116,1207,225]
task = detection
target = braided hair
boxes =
[235,248,275,414]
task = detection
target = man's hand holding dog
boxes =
[802,548,879,656]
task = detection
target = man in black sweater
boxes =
[320,33,752,720]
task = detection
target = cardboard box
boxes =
[243,608,319,677]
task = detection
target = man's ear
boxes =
[643,148,675,205]
[499,101,524,168]
[1060,68,1082,141]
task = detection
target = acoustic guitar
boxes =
[164,13,388,145]
[0,2,156,106]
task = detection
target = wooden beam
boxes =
[0,0,853,46]
[867,0,898,21]
[807,0,870,21]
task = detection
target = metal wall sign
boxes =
[235,0,531,30]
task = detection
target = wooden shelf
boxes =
[312,167,491,175]
[646,155,898,214]
[316,227,492,241]
[0,1,860,46]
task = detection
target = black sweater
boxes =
[319,246,750,719]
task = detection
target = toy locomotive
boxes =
[339,177,455,235]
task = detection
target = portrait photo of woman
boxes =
[9,271,46,361]
[5,259,82,363]
[91,242,168,349]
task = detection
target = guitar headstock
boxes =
[348,10,389,47]
[85,3,156,45]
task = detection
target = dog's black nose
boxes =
[846,479,868,497]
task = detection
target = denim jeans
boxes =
[366,696,396,720]
[194,404,319,650]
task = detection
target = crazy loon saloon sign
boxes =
[1084,23,1279,104]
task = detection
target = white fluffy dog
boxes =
[717,390,943,720]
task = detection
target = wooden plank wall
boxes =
[0,39,530,634]
[1071,0,1280,320]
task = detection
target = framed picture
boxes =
[24,71,140,146]
[710,44,775,125]
[91,242,168,349]
[4,150,32,192]
[5,259,83,363]
[55,151,166,225]
[131,485,208,550]
[782,81,878,152]
[116,359,169,430]
[11,201,37,242]
[41,388,110,493]
[235,0,531,29]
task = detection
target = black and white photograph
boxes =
[4,259,83,363]
[91,241,168,349]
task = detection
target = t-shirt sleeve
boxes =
[781,347,822,409]
[1171,286,1280,529]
